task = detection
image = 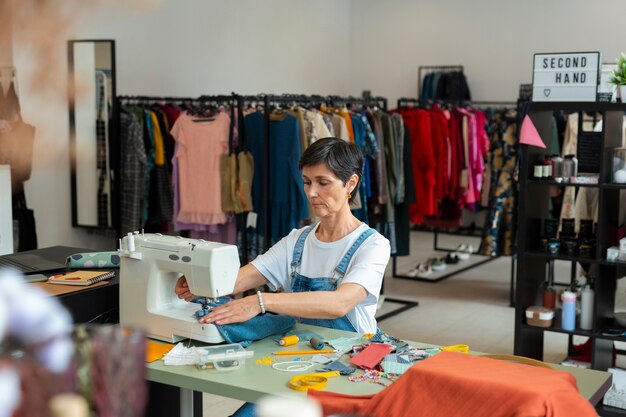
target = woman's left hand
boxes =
[199,295,261,325]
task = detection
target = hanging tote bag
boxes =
[0,82,35,195]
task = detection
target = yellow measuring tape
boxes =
[288,371,340,392]
[440,344,469,353]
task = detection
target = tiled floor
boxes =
[202,230,626,416]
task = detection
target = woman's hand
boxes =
[199,295,261,325]
[174,276,196,302]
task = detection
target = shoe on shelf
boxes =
[405,265,419,277]
[406,262,432,278]
[455,244,474,261]
[444,253,460,264]
[430,257,447,272]
[415,262,432,278]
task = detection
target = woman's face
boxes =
[302,163,356,218]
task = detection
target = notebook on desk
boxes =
[0,252,67,274]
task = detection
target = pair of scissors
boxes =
[440,344,470,353]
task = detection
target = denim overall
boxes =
[290,225,375,332]
[231,225,375,417]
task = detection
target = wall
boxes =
[348,0,626,106]
[12,0,352,250]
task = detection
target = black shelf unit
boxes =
[514,102,626,378]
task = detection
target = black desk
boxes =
[19,245,120,324]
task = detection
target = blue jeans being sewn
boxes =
[194,297,296,348]
[216,313,296,348]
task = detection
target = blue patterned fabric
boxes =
[66,251,120,269]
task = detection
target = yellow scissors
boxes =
[440,344,470,353]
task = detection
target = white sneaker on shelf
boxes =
[415,262,432,277]
[430,257,447,271]
[455,244,474,261]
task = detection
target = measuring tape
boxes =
[440,344,469,353]
[288,371,340,392]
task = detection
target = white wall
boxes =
[74,0,352,97]
[12,0,351,250]
[348,0,626,107]
[11,0,626,249]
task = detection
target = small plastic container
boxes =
[526,306,555,327]
[195,343,253,372]
[561,291,577,331]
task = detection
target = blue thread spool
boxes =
[310,337,325,350]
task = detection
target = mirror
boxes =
[68,39,117,230]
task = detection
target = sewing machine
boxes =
[119,232,240,343]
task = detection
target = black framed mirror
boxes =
[68,39,118,230]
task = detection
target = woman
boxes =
[176,137,390,334]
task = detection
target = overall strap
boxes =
[334,227,376,277]
[290,225,315,274]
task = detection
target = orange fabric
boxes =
[308,351,598,417]
[145,341,174,363]
[343,113,354,142]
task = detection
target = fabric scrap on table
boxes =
[318,359,356,375]
[349,343,394,370]
[326,336,364,354]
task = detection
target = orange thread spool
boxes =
[279,335,299,346]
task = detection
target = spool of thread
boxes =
[309,337,325,350]
[127,232,135,252]
[279,335,299,346]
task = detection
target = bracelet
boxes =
[257,290,266,314]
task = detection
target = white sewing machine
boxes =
[118,232,240,343]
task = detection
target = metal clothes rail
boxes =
[117,92,416,320]
[417,65,464,98]
[392,97,521,285]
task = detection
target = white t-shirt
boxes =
[250,223,390,334]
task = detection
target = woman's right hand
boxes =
[175,276,196,302]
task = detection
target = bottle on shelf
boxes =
[561,290,577,331]
[580,277,595,331]
[550,154,563,182]
[542,260,556,308]
[542,155,553,181]
[562,154,578,182]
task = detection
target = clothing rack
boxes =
[392,97,520,284]
[397,97,518,109]
[417,65,464,98]
[252,93,387,252]
[116,93,247,263]
[116,92,417,320]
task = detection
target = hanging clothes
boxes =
[420,70,471,101]
[119,107,148,234]
[245,110,309,250]
[398,104,494,226]
[480,112,518,256]
[400,108,436,224]
[171,111,230,225]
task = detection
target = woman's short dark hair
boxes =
[299,137,363,191]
